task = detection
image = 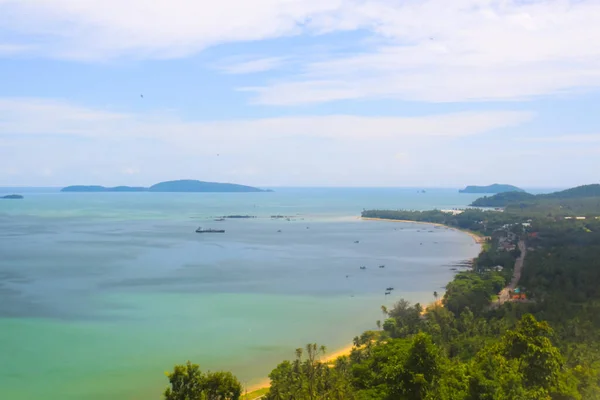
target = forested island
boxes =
[162,184,600,400]
[61,180,271,193]
[459,183,524,194]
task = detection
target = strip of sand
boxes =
[246,343,355,394]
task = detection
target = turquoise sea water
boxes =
[0,188,481,399]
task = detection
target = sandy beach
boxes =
[247,343,355,393]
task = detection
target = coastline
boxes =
[246,217,482,397]
[360,217,486,245]
[361,217,485,315]
[246,343,355,393]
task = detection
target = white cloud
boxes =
[0,0,341,60]
[0,98,532,141]
[0,98,533,185]
[1,1,599,102]
[246,0,600,105]
[249,0,600,104]
[219,57,286,74]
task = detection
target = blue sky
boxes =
[1,0,599,187]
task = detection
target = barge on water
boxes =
[195,227,225,233]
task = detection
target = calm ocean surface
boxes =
[0,188,484,399]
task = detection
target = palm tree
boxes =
[381,305,388,320]
[376,320,381,330]
[319,345,327,360]
[306,343,317,364]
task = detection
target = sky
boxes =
[1,0,599,188]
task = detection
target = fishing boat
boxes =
[195,227,225,233]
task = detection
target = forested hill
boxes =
[471,191,535,207]
[471,183,600,212]
[540,183,600,199]
[459,183,524,193]
[61,180,270,193]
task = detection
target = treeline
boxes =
[471,191,534,207]
[267,313,582,400]
[165,308,597,399]
[163,209,600,399]
[505,197,600,218]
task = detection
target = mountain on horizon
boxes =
[61,179,271,193]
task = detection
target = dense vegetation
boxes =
[459,183,524,194]
[164,362,243,400]
[471,191,535,207]
[164,186,600,399]
[541,184,600,199]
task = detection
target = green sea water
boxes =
[0,188,481,399]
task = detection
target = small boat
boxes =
[277,230,282,233]
[354,240,360,244]
[360,266,367,270]
[379,265,385,268]
[196,227,225,233]
[385,291,391,295]
[214,218,225,221]
[386,287,394,291]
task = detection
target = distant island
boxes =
[459,184,524,194]
[1,194,24,199]
[61,179,271,193]
[471,183,600,210]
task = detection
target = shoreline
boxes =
[246,343,355,393]
[246,217,483,397]
[361,217,486,314]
